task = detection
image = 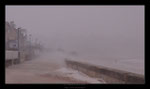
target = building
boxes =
[5,21,19,66]
[5,21,29,65]
[5,21,41,66]
[5,21,18,50]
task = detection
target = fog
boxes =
[6,6,144,74]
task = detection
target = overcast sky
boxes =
[6,6,144,60]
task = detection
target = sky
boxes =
[6,6,144,60]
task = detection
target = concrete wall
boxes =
[65,59,145,84]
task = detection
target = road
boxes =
[6,51,102,84]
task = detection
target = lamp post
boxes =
[29,34,32,60]
[17,28,20,64]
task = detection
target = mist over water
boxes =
[6,6,144,75]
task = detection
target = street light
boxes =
[29,34,32,60]
[17,28,21,63]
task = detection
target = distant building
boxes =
[18,28,28,62]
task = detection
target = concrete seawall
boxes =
[65,59,145,84]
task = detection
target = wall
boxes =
[65,59,145,84]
